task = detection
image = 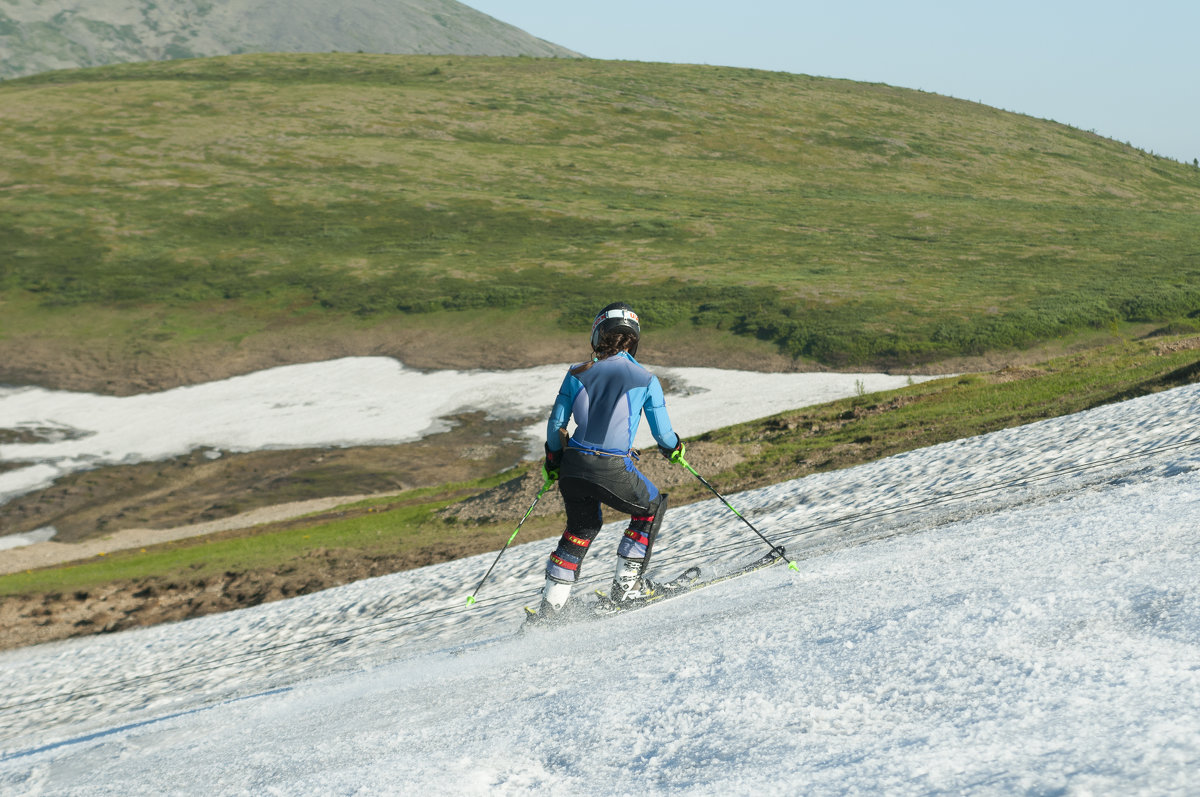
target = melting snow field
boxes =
[1,383,1198,795]
[0,357,933,511]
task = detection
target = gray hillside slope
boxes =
[0,0,581,80]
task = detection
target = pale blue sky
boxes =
[466,0,1199,164]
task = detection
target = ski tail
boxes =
[593,548,786,616]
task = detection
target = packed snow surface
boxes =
[0,357,933,509]
[1,383,1199,795]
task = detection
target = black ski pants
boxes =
[544,449,667,583]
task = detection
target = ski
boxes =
[521,596,595,631]
[591,547,787,617]
[521,548,789,630]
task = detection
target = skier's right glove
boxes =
[542,443,563,484]
[659,437,686,465]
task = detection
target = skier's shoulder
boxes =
[613,351,654,380]
[558,363,590,397]
[570,352,655,388]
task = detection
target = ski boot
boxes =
[523,579,573,630]
[599,556,659,609]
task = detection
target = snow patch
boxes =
[0,526,56,551]
[0,357,938,506]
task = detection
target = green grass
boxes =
[702,339,1200,488]
[0,471,519,595]
[3,54,1200,368]
[2,334,1196,598]
[0,502,425,592]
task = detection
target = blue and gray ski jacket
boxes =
[546,352,679,456]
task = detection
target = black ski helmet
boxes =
[590,301,641,355]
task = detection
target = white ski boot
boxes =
[609,556,656,604]
[524,579,573,628]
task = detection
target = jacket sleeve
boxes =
[546,372,580,452]
[643,376,678,450]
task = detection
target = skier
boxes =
[531,301,685,622]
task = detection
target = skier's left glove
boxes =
[659,437,686,465]
[542,443,563,484]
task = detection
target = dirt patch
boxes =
[1,411,535,541]
[1153,334,1200,355]
[0,428,55,445]
[0,522,519,651]
[987,365,1048,384]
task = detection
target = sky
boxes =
[466,0,1200,164]
[2,380,1197,793]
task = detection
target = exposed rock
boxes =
[0,0,580,81]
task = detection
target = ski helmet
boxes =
[590,301,641,354]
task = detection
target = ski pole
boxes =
[677,456,799,572]
[466,476,555,606]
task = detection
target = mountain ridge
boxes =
[0,0,581,80]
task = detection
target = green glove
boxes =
[542,443,563,483]
[659,437,686,465]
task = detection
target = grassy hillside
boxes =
[2,53,1200,384]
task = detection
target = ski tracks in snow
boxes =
[1,383,1198,794]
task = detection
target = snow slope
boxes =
[1,383,1198,795]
